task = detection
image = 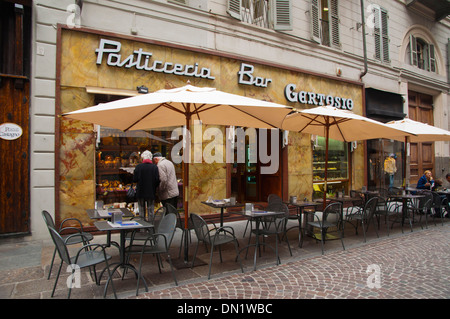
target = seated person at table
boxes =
[416,170,435,190]
[443,173,450,190]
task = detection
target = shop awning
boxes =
[86,86,139,97]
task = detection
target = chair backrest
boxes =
[431,191,443,207]
[266,202,290,218]
[388,187,401,195]
[48,227,72,265]
[323,202,342,223]
[418,191,433,209]
[153,206,167,230]
[42,210,56,230]
[190,213,210,243]
[154,213,177,250]
[364,197,378,219]
[267,194,282,204]
[374,188,389,200]
[165,203,184,229]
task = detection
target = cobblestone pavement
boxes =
[1,220,449,300]
[133,224,450,299]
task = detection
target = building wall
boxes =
[30,0,449,239]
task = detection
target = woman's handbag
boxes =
[126,185,137,202]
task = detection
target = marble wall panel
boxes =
[59,132,95,181]
[58,29,364,222]
[60,180,95,226]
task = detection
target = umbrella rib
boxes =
[191,103,210,122]
[123,102,184,131]
[298,114,321,134]
[330,116,347,141]
[227,105,281,128]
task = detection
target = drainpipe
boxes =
[359,0,368,80]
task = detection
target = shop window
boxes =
[367,139,404,190]
[94,94,183,209]
[408,35,436,72]
[227,0,292,31]
[310,0,340,48]
[312,136,348,198]
[373,6,389,63]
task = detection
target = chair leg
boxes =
[361,220,366,243]
[51,261,63,298]
[243,219,250,238]
[233,239,244,274]
[166,253,178,285]
[48,248,57,279]
[191,241,200,268]
[208,245,215,279]
[319,228,325,255]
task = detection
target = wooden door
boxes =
[0,1,31,235]
[0,77,30,235]
[408,91,434,184]
[230,129,282,202]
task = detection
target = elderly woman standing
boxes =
[133,150,160,222]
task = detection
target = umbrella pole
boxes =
[322,122,330,211]
[183,109,191,264]
[403,136,408,190]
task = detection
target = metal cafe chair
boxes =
[190,213,243,279]
[243,194,282,238]
[374,196,402,236]
[246,202,293,264]
[41,210,94,280]
[344,196,379,243]
[125,213,178,295]
[307,202,345,255]
[47,227,117,299]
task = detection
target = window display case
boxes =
[95,126,176,206]
[312,136,349,198]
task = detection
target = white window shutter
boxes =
[329,0,340,48]
[228,0,242,20]
[373,6,381,60]
[409,34,418,67]
[273,0,293,31]
[428,43,436,72]
[381,9,389,62]
[310,0,321,43]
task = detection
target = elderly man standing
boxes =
[152,152,179,210]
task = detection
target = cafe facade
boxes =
[56,26,365,230]
[2,0,448,239]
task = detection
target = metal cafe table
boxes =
[388,193,425,230]
[93,218,154,293]
[86,207,134,249]
[283,200,321,247]
[201,200,244,227]
[230,209,285,271]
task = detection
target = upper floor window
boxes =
[408,35,436,72]
[227,0,292,31]
[310,0,340,48]
[373,6,389,63]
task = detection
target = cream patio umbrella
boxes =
[62,84,293,262]
[384,118,450,187]
[281,105,416,208]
